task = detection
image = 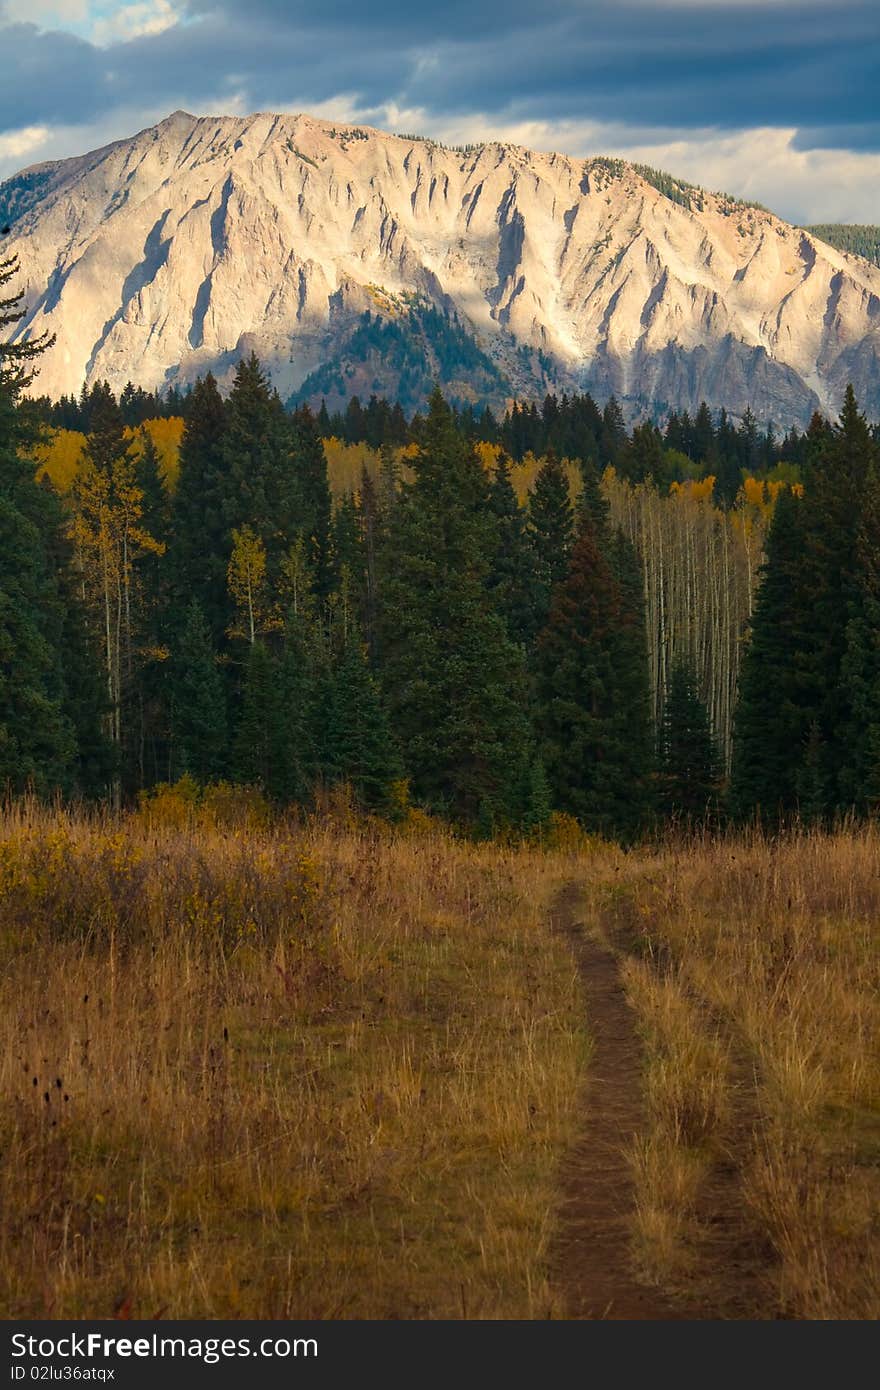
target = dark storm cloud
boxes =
[1,0,879,151]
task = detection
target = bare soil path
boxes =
[551,882,692,1319]
[552,881,773,1320]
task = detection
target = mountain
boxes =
[4,109,880,423]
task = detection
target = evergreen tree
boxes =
[729,486,811,821]
[527,449,575,632]
[487,451,538,646]
[330,492,365,601]
[838,459,880,811]
[0,497,75,792]
[0,250,86,794]
[379,388,534,825]
[172,600,227,783]
[535,514,653,840]
[799,385,877,814]
[170,373,229,641]
[274,604,322,805]
[221,355,299,573]
[658,660,722,821]
[290,405,333,595]
[323,629,402,812]
[233,642,283,793]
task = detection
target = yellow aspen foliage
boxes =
[669,475,716,502]
[512,451,581,505]
[474,440,504,474]
[322,437,381,496]
[227,526,271,644]
[32,428,86,492]
[127,417,184,490]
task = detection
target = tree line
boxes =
[3,249,879,835]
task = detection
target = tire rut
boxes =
[551,883,696,1319]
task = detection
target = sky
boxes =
[1,0,879,225]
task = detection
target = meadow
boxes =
[0,799,877,1320]
[0,798,586,1319]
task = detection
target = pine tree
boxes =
[729,486,811,821]
[659,660,722,822]
[233,642,283,792]
[379,388,534,825]
[527,449,575,632]
[169,373,229,642]
[0,497,75,792]
[0,251,91,794]
[323,629,402,812]
[799,385,877,814]
[221,355,299,573]
[838,459,880,812]
[172,600,227,783]
[535,514,653,840]
[133,427,171,787]
[274,604,322,805]
[487,451,538,646]
[290,405,333,595]
[330,492,365,602]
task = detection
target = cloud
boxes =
[0,124,52,163]
[90,1,177,44]
[0,1,878,223]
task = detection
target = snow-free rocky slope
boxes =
[4,109,880,422]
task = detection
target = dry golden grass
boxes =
[620,958,730,1287]
[0,802,588,1319]
[591,827,880,1319]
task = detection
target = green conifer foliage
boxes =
[170,373,229,641]
[172,600,227,783]
[799,385,877,815]
[379,388,534,825]
[838,460,880,812]
[527,449,575,629]
[729,486,810,821]
[221,355,298,572]
[0,251,84,794]
[290,406,333,595]
[323,631,402,812]
[535,515,653,839]
[659,659,722,821]
[233,641,283,794]
[487,451,538,646]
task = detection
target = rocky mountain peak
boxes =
[3,109,880,422]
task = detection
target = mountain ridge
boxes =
[4,108,880,423]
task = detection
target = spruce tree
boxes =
[729,486,811,821]
[221,355,299,575]
[172,600,227,783]
[275,604,322,805]
[0,251,83,793]
[799,385,877,814]
[233,642,283,793]
[527,449,575,632]
[838,459,880,812]
[323,630,402,812]
[290,405,333,596]
[487,451,538,646]
[535,514,653,840]
[659,660,722,822]
[379,388,534,825]
[170,373,229,641]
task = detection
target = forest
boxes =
[4,247,880,837]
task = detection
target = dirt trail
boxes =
[552,882,772,1320]
[551,882,692,1319]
